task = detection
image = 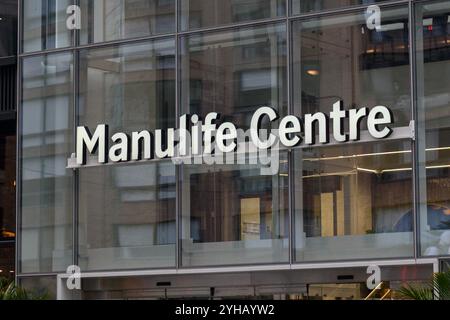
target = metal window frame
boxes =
[15,0,450,283]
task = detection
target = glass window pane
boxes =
[180,23,287,127]
[294,140,414,261]
[0,0,17,57]
[0,122,16,239]
[416,1,450,257]
[0,242,15,277]
[292,6,413,262]
[0,118,16,277]
[180,0,285,31]
[291,0,389,15]
[181,154,289,267]
[19,276,57,299]
[78,39,176,271]
[80,0,175,45]
[180,23,288,266]
[22,0,73,53]
[292,6,411,129]
[20,52,73,273]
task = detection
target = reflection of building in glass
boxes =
[12,0,450,300]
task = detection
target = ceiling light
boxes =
[306,69,319,76]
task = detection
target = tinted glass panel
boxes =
[181,23,287,128]
[19,276,57,299]
[294,141,414,261]
[292,6,413,261]
[0,242,14,277]
[22,0,73,53]
[20,52,73,273]
[0,0,17,57]
[80,0,175,45]
[292,6,411,130]
[78,39,176,271]
[180,23,288,266]
[181,154,289,266]
[291,0,389,15]
[0,119,16,277]
[416,1,450,257]
[180,0,285,31]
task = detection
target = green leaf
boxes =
[398,271,450,300]
[0,276,48,300]
[398,284,434,300]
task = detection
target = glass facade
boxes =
[292,6,414,261]
[79,0,175,45]
[291,0,390,15]
[77,39,176,270]
[0,0,17,57]
[15,0,450,285]
[20,52,73,273]
[22,0,74,53]
[180,0,286,31]
[0,0,17,280]
[416,0,450,257]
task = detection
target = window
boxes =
[181,154,289,266]
[180,23,287,129]
[80,0,175,45]
[0,119,16,277]
[20,52,73,273]
[416,0,450,257]
[77,39,176,271]
[180,0,285,31]
[291,0,389,15]
[180,23,289,266]
[0,0,17,57]
[22,0,73,53]
[292,6,414,261]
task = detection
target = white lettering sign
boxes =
[73,101,394,167]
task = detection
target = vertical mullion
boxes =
[72,48,79,269]
[286,0,294,266]
[175,0,181,270]
[70,0,80,271]
[15,0,23,283]
[409,0,419,260]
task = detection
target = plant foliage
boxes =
[0,277,49,300]
[398,271,450,300]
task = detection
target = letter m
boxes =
[77,125,108,165]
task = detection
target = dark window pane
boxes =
[0,120,16,245]
[0,242,15,277]
[0,0,17,57]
